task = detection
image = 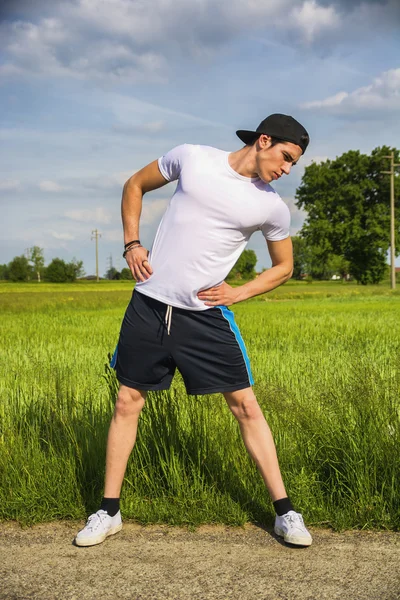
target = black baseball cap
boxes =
[236,113,310,154]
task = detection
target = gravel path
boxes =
[1,522,399,600]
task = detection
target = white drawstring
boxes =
[165,305,172,335]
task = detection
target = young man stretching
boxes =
[76,113,312,547]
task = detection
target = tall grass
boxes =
[0,282,399,529]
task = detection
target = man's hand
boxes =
[125,246,153,282]
[197,281,239,307]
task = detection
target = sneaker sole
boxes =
[274,526,312,547]
[75,523,123,547]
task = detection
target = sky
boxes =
[1,0,400,276]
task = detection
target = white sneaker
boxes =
[75,510,122,547]
[274,510,312,546]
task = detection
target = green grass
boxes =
[0,280,399,529]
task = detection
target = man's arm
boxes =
[122,160,169,281]
[197,237,293,306]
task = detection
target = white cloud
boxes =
[64,206,112,224]
[0,13,167,82]
[288,0,340,43]
[301,68,400,114]
[0,0,355,84]
[80,172,133,191]
[139,121,165,133]
[51,231,75,240]
[39,180,65,192]
[2,0,399,89]
[0,179,20,191]
[104,229,123,242]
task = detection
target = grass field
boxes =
[1,280,399,530]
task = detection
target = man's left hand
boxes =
[197,282,240,307]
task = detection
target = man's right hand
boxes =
[125,246,153,282]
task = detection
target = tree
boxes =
[0,264,8,280]
[69,258,85,280]
[292,236,309,279]
[30,246,45,282]
[106,267,120,280]
[46,258,70,282]
[325,254,351,280]
[45,258,84,282]
[227,249,257,280]
[296,147,400,284]
[120,268,133,280]
[7,255,31,282]
[292,236,338,280]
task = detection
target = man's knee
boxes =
[224,389,263,421]
[114,386,146,418]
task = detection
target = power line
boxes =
[91,229,102,282]
[107,254,113,279]
[381,152,400,290]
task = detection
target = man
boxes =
[75,113,312,547]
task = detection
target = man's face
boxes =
[255,136,303,183]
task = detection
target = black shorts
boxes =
[111,290,254,395]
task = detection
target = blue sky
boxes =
[1,0,399,275]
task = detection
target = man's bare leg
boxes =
[223,387,286,501]
[104,384,146,498]
[75,385,145,546]
[223,387,313,545]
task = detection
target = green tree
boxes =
[0,264,8,280]
[69,258,85,280]
[325,254,351,280]
[46,258,70,282]
[292,236,331,280]
[30,246,45,282]
[46,258,84,282]
[227,249,257,280]
[7,255,31,282]
[296,147,400,284]
[106,267,120,280]
[292,236,309,279]
[120,267,133,280]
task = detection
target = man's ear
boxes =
[257,134,272,150]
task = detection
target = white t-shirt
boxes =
[136,144,290,310]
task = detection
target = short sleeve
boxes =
[158,144,189,182]
[260,200,291,241]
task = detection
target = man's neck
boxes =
[228,146,259,179]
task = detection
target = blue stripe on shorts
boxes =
[217,305,254,386]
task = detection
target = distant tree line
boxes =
[0,247,84,283]
[105,267,133,280]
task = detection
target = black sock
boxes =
[100,497,120,517]
[273,497,294,516]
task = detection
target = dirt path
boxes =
[1,521,399,600]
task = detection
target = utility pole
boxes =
[382,152,400,290]
[91,229,102,282]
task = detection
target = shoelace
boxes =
[285,513,306,531]
[86,511,106,531]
